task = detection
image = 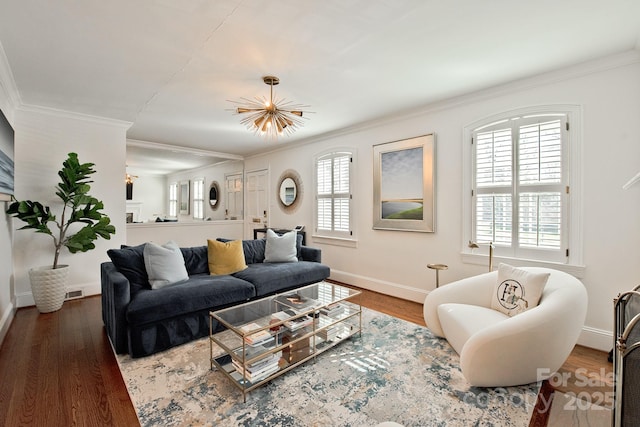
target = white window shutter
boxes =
[472,113,567,261]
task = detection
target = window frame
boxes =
[168,182,178,218]
[193,177,205,220]
[313,148,356,244]
[462,105,584,276]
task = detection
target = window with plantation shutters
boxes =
[315,150,353,238]
[193,178,204,219]
[168,182,178,217]
[471,113,568,262]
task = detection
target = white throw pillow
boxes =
[264,229,298,263]
[491,263,550,316]
[143,241,189,289]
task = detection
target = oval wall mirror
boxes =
[209,181,220,210]
[277,169,302,213]
[280,177,297,206]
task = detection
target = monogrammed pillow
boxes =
[491,263,550,316]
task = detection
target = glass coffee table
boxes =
[209,281,362,401]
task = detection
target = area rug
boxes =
[117,308,540,426]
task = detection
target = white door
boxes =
[245,169,269,239]
[225,172,243,220]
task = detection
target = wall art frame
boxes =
[372,133,435,232]
[0,107,15,202]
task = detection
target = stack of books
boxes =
[232,351,282,383]
[271,311,313,331]
[316,314,340,342]
[241,322,274,346]
[275,294,320,312]
[319,302,345,318]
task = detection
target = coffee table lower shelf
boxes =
[211,322,361,400]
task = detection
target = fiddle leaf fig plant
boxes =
[6,152,116,269]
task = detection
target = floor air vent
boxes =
[65,289,84,300]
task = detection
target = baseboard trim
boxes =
[578,326,612,352]
[329,269,427,304]
[0,301,16,348]
[330,270,613,352]
[15,282,101,308]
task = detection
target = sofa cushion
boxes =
[232,261,331,297]
[242,238,267,264]
[492,263,550,316]
[265,229,298,263]
[217,238,266,265]
[207,239,248,275]
[107,243,149,294]
[126,274,255,325]
[180,245,209,275]
[437,303,509,355]
[144,241,189,289]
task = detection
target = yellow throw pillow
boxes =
[207,239,248,275]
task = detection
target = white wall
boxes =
[127,174,166,221]
[12,107,130,306]
[245,51,640,351]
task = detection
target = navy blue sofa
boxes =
[101,238,330,358]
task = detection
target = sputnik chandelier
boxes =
[230,76,310,139]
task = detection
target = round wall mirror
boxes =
[277,170,302,213]
[209,181,220,210]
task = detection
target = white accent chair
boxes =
[423,267,587,387]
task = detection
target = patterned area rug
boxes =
[117,308,540,426]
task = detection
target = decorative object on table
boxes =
[229,75,311,139]
[373,134,435,232]
[277,169,302,213]
[6,152,116,313]
[427,263,448,288]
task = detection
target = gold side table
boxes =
[427,263,448,288]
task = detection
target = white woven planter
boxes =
[28,265,69,313]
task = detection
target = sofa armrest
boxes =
[101,262,131,354]
[300,246,322,263]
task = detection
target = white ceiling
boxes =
[1,0,639,164]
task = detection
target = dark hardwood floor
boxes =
[0,288,611,426]
[0,296,138,426]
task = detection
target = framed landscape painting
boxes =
[0,107,14,202]
[373,134,435,232]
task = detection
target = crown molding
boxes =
[127,138,243,161]
[0,40,21,121]
[17,104,133,130]
[0,39,133,131]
